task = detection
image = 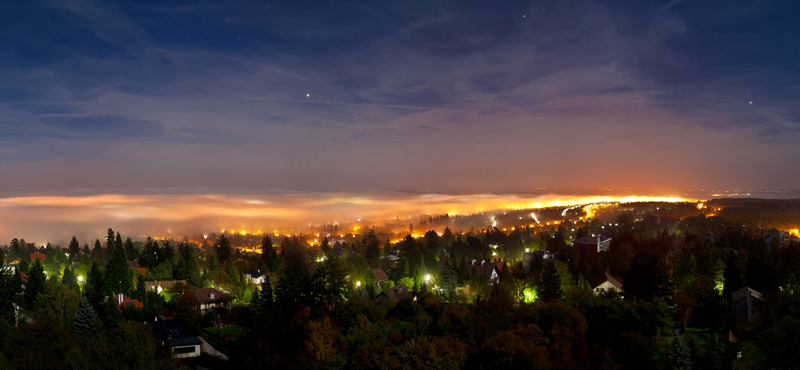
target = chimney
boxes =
[209,291,215,300]
[117,293,122,305]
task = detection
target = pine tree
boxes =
[23,260,46,309]
[61,267,80,292]
[363,229,381,261]
[103,238,131,296]
[668,333,693,370]
[92,239,104,260]
[383,238,392,257]
[260,235,278,271]
[540,262,563,300]
[135,273,146,300]
[705,335,725,370]
[72,296,99,335]
[275,236,311,313]
[124,237,139,261]
[439,260,458,296]
[68,236,81,258]
[86,262,105,305]
[215,235,233,262]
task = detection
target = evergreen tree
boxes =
[383,238,392,257]
[250,276,274,323]
[275,236,312,313]
[705,335,725,370]
[320,237,331,257]
[115,232,123,251]
[363,229,381,261]
[8,238,21,263]
[139,236,160,269]
[668,333,693,370]
[439,260,458,296]
[72,296,99,335]
[92,239,104,260]
[68,236,81,258]
[135,273,146,300]
[103,238,131,296]
[540,262,563,300]
[215,234,233,262]
[162,239,176,264]
[175,243,200,287]
[124,237,139,261]
[105,228,116,254]
[24,260,46,309]
[61,267,80,292]
[86,262,105,306]
[260,235,278,271]
[309,257,347,314]
[207,251,218,271]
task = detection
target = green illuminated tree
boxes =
[61,267,80,292]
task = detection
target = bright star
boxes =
[749,101,752,104]
[306,93,310,97]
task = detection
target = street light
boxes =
[356,281,361,287]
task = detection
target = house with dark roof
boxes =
[592,273,624,295]
[194,288,233,311]
[376,283,414,302]
[732,287,764,320]
[245,269,265,285]
[151,319,202,358]
[572,236,611,254]
[372,268,389,283]
[763,228,790,248]
[467,260,503,285]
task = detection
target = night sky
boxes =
[1,1,799,196]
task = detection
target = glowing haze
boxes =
[0,192,689,246]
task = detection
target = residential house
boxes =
[732,287,765,320]
[372,268,389,284]
[763,228,791,248]
[194,288,233,311]
[572,236,612,254]
[376,283,414,302]
[592,273,624,295]
[467,260,503,285]
[151,319,202,358]
[522,250,559,273]
[245,269,266,285]
[112,293,144,310]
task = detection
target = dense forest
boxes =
[0,201,799,369]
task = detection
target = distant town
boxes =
[1,198,799,368]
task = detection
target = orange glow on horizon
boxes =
[0,192,695,244]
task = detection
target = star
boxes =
[749,101,752,104]
[523,15,526,17]
[306,93,310,97]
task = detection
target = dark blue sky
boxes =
[1,0,798,195]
